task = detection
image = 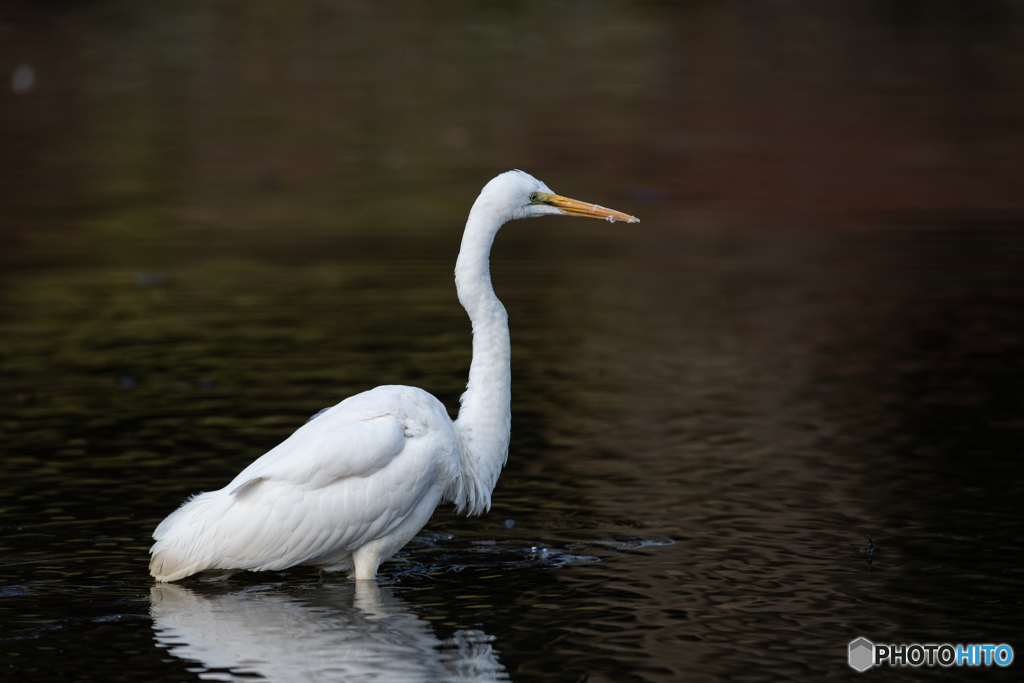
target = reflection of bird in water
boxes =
[150,582,507,682]
[150,171,639,582]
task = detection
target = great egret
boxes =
[149,170,639,582]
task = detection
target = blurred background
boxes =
[1,1,1023,682]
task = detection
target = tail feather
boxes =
[150,550,203,583]
[150,490,232,582]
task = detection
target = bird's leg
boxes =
[352,540,386,580]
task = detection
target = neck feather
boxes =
[448,199,512,515]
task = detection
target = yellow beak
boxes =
[538,193,639,224]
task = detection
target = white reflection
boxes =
[150,581,507,682]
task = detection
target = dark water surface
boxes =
[3,2,1024,682]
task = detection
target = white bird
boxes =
[149,170,639,582]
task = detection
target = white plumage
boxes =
[150,170,638,582]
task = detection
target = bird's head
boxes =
[475,170,639,226]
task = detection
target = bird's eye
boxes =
[530,193,539,202]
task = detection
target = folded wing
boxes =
[150,387,457,581]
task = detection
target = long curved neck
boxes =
[449,200,512,516]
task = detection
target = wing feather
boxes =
[150,386,461,581]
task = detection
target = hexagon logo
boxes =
[849,638,874,672]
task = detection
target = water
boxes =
[2,2,1024,681]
